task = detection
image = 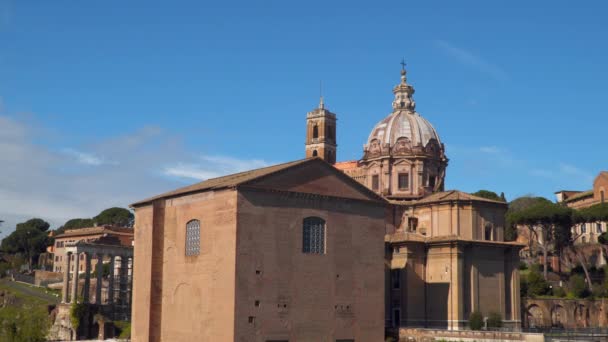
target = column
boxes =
[107,255,115,304]
[128,257,133,307]
[83,253,91,303]
[96,253,103,304]
[451,245,465,330]
[71,252,81,303]
[61,252,72,303]
[511,251,522,329]
[120,255,129,306]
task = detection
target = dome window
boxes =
[312,150,318,157]
[398,173,409,190]
[372,175,379,191]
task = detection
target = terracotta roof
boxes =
[565,190,593,202]
[132,158,386,207]
[56,226,134,239]
[405,190,506,205]
[333,160,359,171]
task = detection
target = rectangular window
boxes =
[372,175,379,191]
[408,217,418,232]
[429,175,436,188]
[598,223,603,233]
[581,223,587,234]
[391,269,401,289]
[398,173,409,190]
[186,220,201,256]
[303,217,325,254]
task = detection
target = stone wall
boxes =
[34,270,63,287]
[524,298,608,329]
[399,327,544,342]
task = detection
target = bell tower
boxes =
[305,96,337,164]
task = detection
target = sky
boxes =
[0,0,606,237]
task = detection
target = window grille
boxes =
[185,219,201,256]
[398,173,409,190]
[302,217,325,254]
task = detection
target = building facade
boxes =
[52,226,134,273]
[556,171,608,244]
[131,159,387,342]
[130,65,522,341]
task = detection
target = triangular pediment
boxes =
[242,159,385,203]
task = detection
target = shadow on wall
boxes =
[426,283,449,329]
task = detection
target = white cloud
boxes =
[62,148,107,166]
[434,40,508,81]
[0,115,274,239]
[479,146,501,154]
[164,156,272,181]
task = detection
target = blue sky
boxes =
[0,0,606,235]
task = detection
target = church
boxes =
[130,65,522,341]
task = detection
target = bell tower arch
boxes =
[305,96,337,164]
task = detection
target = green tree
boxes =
[509,201,573,280]
[63,218,95,230]
[505,196,552,242]
[93,207,133,227]
[472,190,503,202]
[0,219,50,269]
[527,266,550,297]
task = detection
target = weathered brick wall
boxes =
[524,298,608,329]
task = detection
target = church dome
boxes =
[363,66,444,158]
[366,110,441,149]
[355,63,449,200]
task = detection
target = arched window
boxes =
[312,150,318,157]
[313,125,319,139]
[302,217,325,254]
[185,219,201,256]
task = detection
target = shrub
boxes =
[569,274,589,298]
[469,311,484,330]
[69,301,90,333]
[527,268,550,297]
[0,305,49,341]
[487,312,502,328]
[552,286,567,298]
[518,262,528,270]
[114,320,131,339]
